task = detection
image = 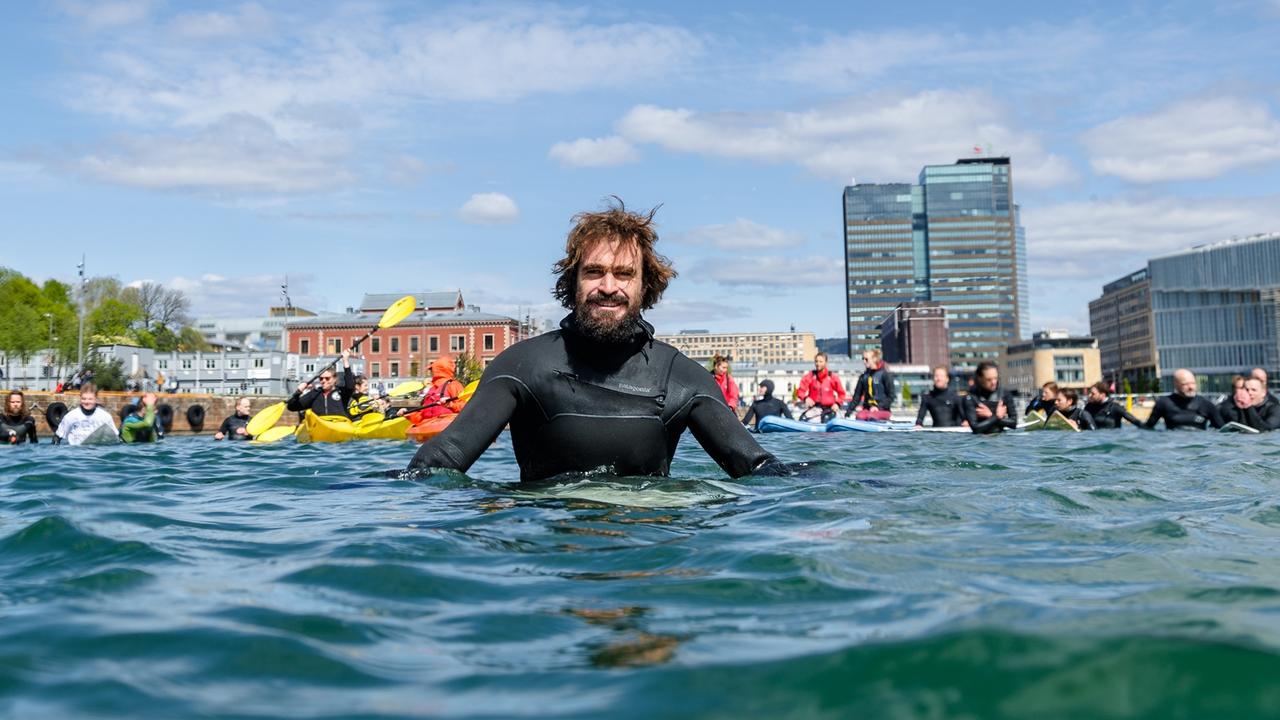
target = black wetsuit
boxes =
[1219,396,1280,432]
[1024,397,1054,418]
[409,315,778,482]
[1,413,37,444]
[742,380,792,430]
[915,387,964,427]
[1143,393,1223,430]
[218,413,252,440]
[1058,404,1097,430]
[962,385,1018,434]
[1085,399,1142,429]
[286,366,355,418]
[849,365,894,414]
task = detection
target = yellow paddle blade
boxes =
[252,424,297,444]
[387,380,425,397]
[378,295,418,329]
[458,380,479,402]
[246,401,286,437]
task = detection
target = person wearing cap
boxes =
[741,379,792,430]
[120,392,160,443]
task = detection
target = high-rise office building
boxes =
[1088,268,1158,389]
[1149,232,1280,391]
[844,157,1026,372]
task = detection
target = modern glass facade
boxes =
[844,157,1026,370]
[1088,268,1158,389]
[1149,233,1280,391]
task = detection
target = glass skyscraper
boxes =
[1149,232,1280,391]
[844,157,1026,371]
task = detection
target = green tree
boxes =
[455,352,484,386]
[82,354,126,391]
[177,327,210,352]
[1122,378,1132,396]
[88,299,143,343]
[902,382,913,406]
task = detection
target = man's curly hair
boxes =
[552,198,677,311]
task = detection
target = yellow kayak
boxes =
[296,411,410,443]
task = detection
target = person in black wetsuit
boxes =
[1084,382,1142,429]
[1220,377,1280,432]
[962,361,1017,434]
[287,349,355,418]
[1024,381,1059,419]
[1053,388,1097,430]
[214,397,254,440]
[1143,368,1223,430]
[408,200,783,483]
[915,366,966,428]
[742,379,792,430]
[1,391,38,444]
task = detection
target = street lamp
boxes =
[76,256,86,370]
[43,313,54,390]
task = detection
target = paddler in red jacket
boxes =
[412,355,466,421]
[712,354,740,408]
[795,351,847,422]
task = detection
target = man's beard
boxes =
[574,294,642,344]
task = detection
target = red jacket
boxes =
[714,372,739,408]
[796,369,847,407]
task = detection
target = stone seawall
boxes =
[14,392,292,436]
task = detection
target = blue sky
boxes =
[2,1,1280,338]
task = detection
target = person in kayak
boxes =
[53,383,116,445]
[1143,369,1223,430]
[1084,382,1142,429]
[347,376,374,420]
[2,391,38,444]
[712,355,739,409]
[848,348,894,421]
[915,366,966,428]
[1053,388,1097,430]
[408,200,784,483]
[1024,381,1059,418]
[413,356,466,421]
[795,352,846,422]
[1220,376,1280,431]
[962,361,1017,434]
[120,393,159,443]
[214,397,254,440]
[287,349,354,418]
[742,379,792,430]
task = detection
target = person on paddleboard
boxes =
[215,397,254,440]
[963,362,1017,434]
[1143,369,1223,430]
[742,379,792,431]
[2,390,38,444]
[53,384,116,445]
[795,352,846,423]
[287,350,355,418]
[408,199,784,483]
[848,348,894,421]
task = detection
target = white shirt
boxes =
[55,406,116,445]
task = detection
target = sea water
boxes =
[2,430,1279,718]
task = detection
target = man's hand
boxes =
[995,401,1008,419]
[341,349,352,367]
[142,392,157,408]
[214,431,225,440]
[805,398,816,408]
[975,403,993,419]
[235,426,247,435]
[297,382,311,393]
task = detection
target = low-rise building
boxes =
[193,306,317,351]
[1004,330,1101,400]
[656,330,817,365]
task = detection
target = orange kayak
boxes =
[406,413,458,443]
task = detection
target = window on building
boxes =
[157,359,168,370]
[254,386,264,395]
[390,361,400,378]
[371,338,380,353]
[410,361,420,377]
[429,336,439,353]
[329,338,342,353]
[181,359,193,370]
[450,335,465,352]
[253,358,265,368]
[371,362,381,378]
[390,338,400,353]
[206,359,217,370]
[410,336,419,353]
[228,359,241,369]
[300,339,310,355]
[484,334,494,351]
[304,363,315,374]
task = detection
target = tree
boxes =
[1122,378,1132,396]
[88,299,143,343]
[81,276,124,312]
[177,327,210,352]
[121,282,191,332]
[455,352,484,386]
[82,354,126,391]
[902,382,913,406]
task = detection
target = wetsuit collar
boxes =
[559,313,654,345]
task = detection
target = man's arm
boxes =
[24,417,38,444]
[780,400,793,420]
[1079,409,1097,431]
[915,396,929,426]
[408,376,518,473]
[1205,399,1225,429]
[1261,402,1280,431]
[676,359,775,477]
[795,373,812,402]
[884,371,895,409]
[741,403,757,427]
[1119,404,1143,427]
[999,392,1018,430]
[1143,398,1165,429]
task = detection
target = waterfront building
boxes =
[1088,268,1158,390]
[1004,330,1101,400]
[880,302,950,369]
[193,306,317,351]
[844,156,1027,372]
[1149,232,1280,392]
[656,330,817,366]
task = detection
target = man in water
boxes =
[742,379,792,430]
[408,201,782,482]
[848,348,894,421]
[1251,368,1276,402]
[962,361,1017,434]
[120,393,159,443]
[795,352,846,422]
[1220,376,1280,432]
[53,383,116,445]
[1,391,38,444]
[287,349,355,418]
[1054,388,1096,430]
[1083,382,1142,429]
[914,366,966,428]
[1143,369,1223,430]
[215,397,254,440]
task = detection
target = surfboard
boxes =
[825,418,917,433]
[80,423,121,446]
[1020,410,1079,432]
[1220,421,1261,434]
[757,416,828,433]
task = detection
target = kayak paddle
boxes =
[251,424,298,444]
[245,294,418,437]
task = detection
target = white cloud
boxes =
[458,193,520,225]
[770,31,951,87]
[646,298,754,330]
[1082,96,1280,182]
[71,114,354,193]
[58,0,154,29]
[384,153,428,186]
[616,91,1076,187]
[168,3,271,39]
[163,273,324,318]
[548,136,639,167]
[674,219,804,249]
[692,255,843,287]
